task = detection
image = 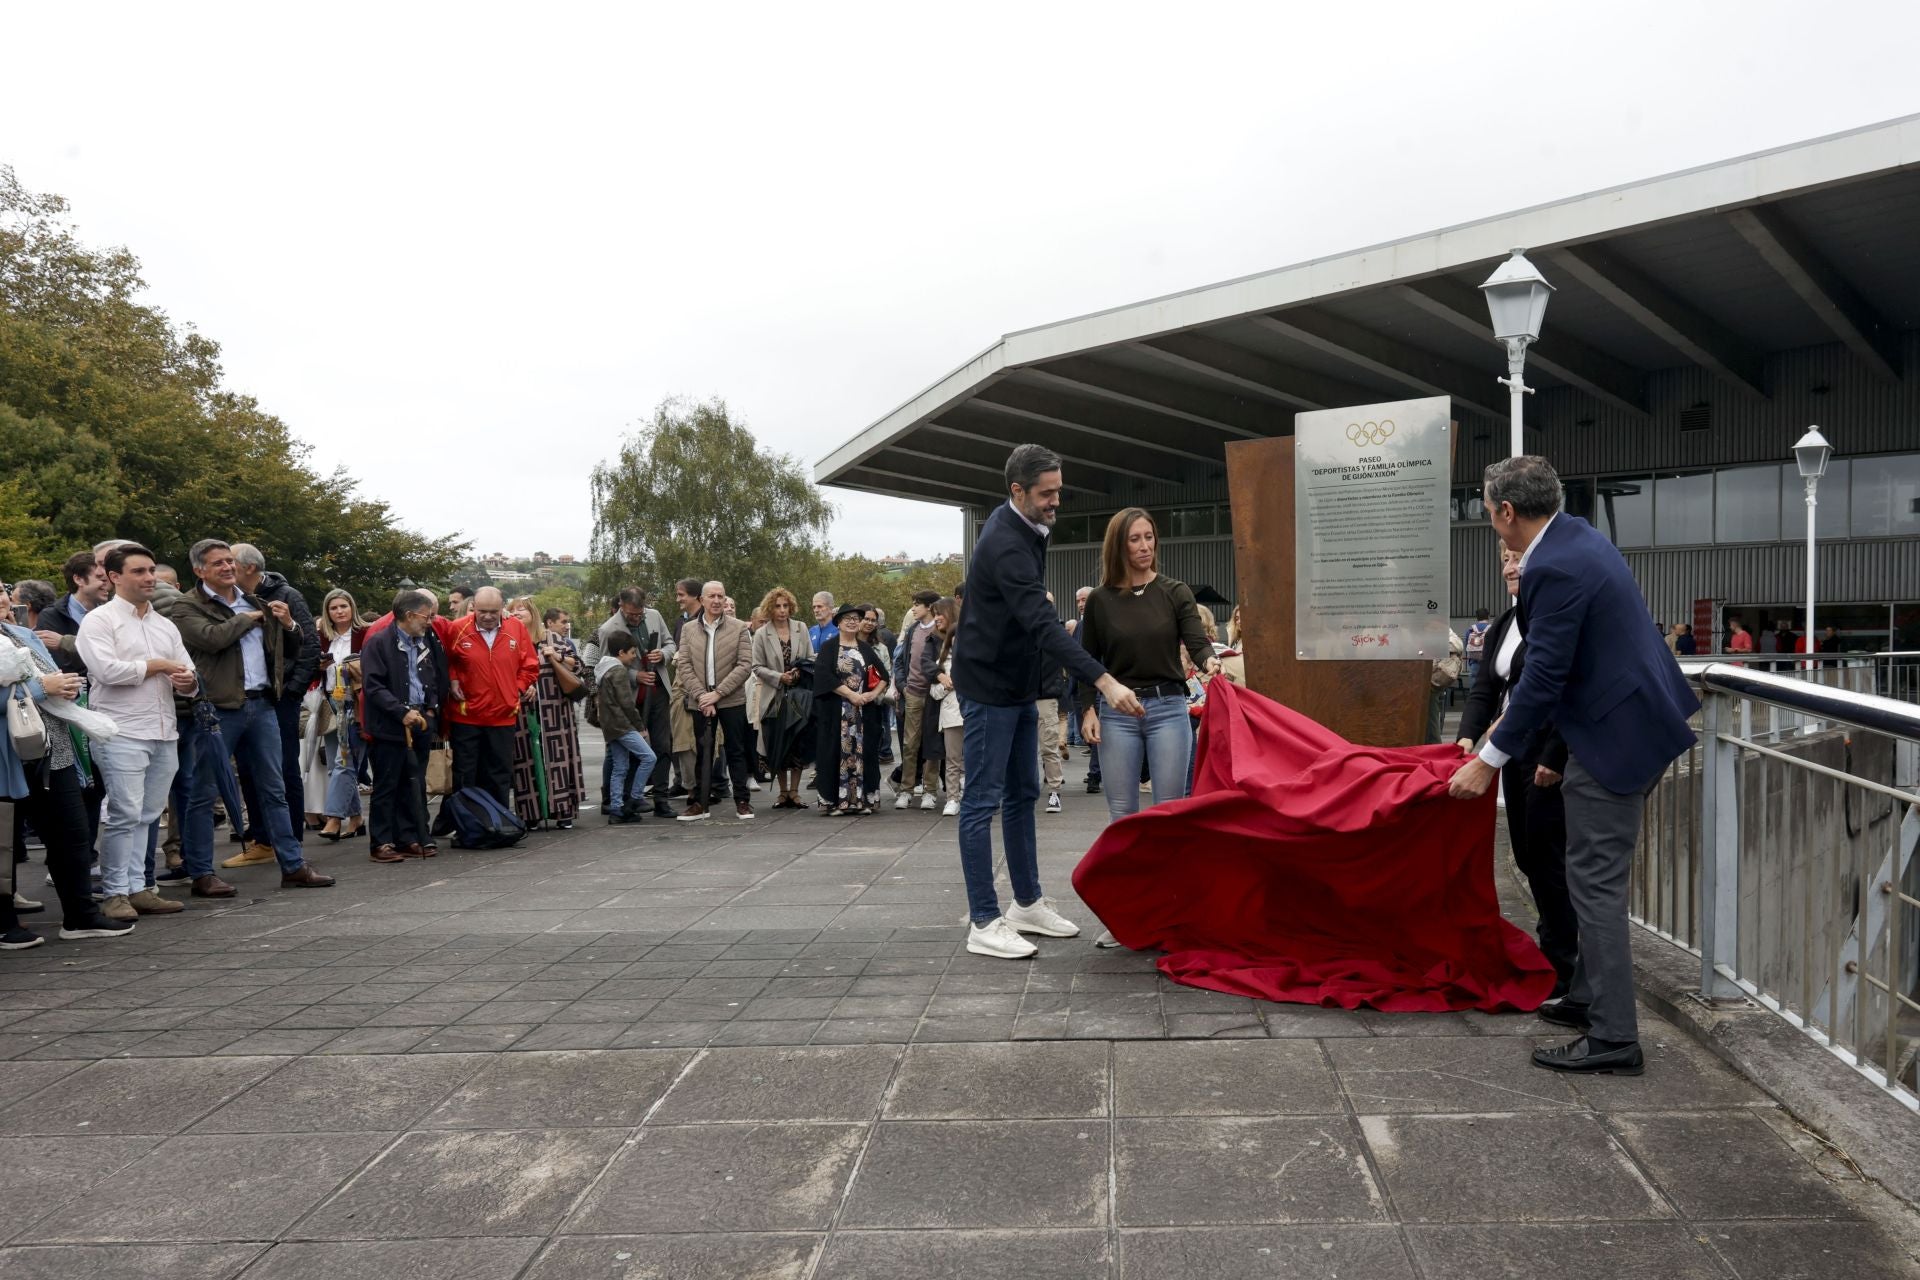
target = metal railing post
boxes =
[1697,690,1745,1000]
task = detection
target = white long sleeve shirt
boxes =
[74,595,196,741]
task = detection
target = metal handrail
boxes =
[1678,661,1920,743]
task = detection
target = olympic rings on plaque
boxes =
[1344,419,1397,447]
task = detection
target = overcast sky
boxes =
[8,3,1918,561]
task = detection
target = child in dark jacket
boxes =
[595,632,657,823]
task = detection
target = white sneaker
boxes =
[1005,897,1080,938]
[920,792,938,811]
[1094,928,1124,949]
[894,793,912,810]
[941,799,960,817]
[966,917,1038,959]
[913,785,924,797]
[748,777,762,792]
[1045,791,1062,814]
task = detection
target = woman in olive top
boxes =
[1076,507,1219,822]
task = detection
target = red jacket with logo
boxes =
[443,616,540,727]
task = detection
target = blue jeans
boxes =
[191,699,305,876]
[323,727,365,819]
[91,735,179,897]
[606,731,658,817]
[175,714,248,874]
[1096,694,1193,821]
[957,699,1041,925]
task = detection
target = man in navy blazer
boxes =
[1450,456,1698,1076]
[951,444,1145,960]
[359,588,450,861]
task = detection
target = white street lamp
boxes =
[1479,249,1556,457]
[1793,426,1832,674]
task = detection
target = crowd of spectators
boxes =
[2,539,1234,950]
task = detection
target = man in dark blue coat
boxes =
[360,589,449,861]
[1450,456,1698,1076]
[951,444,1143,959]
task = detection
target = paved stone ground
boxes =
[0,745,1915,1277]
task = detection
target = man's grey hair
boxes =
[616,586,646,608]
[703,580,725,596]
[1482,456,1563,520]
[1005,443,1063,492]
[391,588,433,619]
[230,543,267,571]
[189,538,231,570]
[12,580,55,612]
[813,591,834,606]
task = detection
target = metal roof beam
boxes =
[843,464,1001,504]
[1725,205,1902,383]
[833,477,967,506]
[921,418,1159,487]
[1129,332,1379,412]
[1249,309,1507,418]
[1024,358,1280,439]
[970,384,1227,467]
[1390,278,1650,417]
[878,444,1114,499]
[1545,244,1768,399]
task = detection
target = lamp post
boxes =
[1479,249,1556,457]
[1792,426,1832,673]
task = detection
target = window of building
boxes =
[1596,476,1653,547]
[1850,454,1920,538]
[1449,486,1486,525]
[1168,507,1214,538]
[1780,459,1850,540]
[1654,472,1714,546]
[1714,465,1781,543]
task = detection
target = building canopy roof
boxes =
[818,114,1920,508]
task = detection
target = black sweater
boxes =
[1076,576,1214,712]
[952,504,1106,706]
[1457,606,1568,773]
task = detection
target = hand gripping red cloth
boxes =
[1071,679,1555,1013]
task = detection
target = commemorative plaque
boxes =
[1293,396,1450,662]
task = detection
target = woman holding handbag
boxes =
[813,602,884,816]
[313,589,368,840]
[751,587,814,810]
[508,598,587,830]
[0,581,129,946]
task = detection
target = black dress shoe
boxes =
[1532,1036,1644,1075]
[1536,999,1592,1029]
[653,801,675,818]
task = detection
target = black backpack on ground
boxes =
[445,787,528,849]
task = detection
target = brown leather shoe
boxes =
[370,844,406,863]
[402,842,435,859]
[190,874,237,898]
[281,867,336,888]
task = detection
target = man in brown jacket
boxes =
[673,580,755,822]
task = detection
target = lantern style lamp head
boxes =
[1480,248,1555,344]
[1793,426,1832,480]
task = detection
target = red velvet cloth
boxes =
[1071,679,1555,1013]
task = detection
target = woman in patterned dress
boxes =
[508,598,587,830]
[812,601,883,816]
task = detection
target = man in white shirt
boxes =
[74,544,198,922]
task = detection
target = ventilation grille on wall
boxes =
[1679,402,1712,432]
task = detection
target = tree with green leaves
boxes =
[0,166,468,601]
[589,397,836,611]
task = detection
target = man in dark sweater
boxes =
[952,444,1143,959]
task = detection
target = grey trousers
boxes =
[1560,755,1643,1043]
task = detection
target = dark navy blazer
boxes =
[1490,514,1699,795]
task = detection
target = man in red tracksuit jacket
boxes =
[441,586,539,813]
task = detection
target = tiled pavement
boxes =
[0,748,1914,1277]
